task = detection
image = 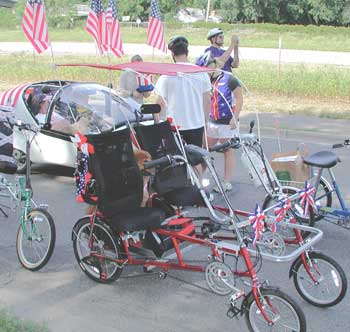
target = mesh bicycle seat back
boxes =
[87,128,143,214]
[86,128,165,233]
[133,120,182,159]
[134,121,204,206]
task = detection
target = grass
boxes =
[0,54,349,119]
[0,22,350,52]
[0,309,49,332]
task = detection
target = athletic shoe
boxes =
[213,181,233,193]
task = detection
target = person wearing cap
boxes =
[155,35,211,148]
[196,52,243,192]
[119,54,154,105]
[32,93,52,124]
[205,28,239,72]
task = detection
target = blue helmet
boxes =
[195,52,216,67]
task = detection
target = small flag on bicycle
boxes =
[249,204,265,247]
[273,197,291,232]
[299,181,316,216]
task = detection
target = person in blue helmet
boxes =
[196,52,243,192]
[205,28,239,73]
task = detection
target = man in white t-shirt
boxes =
[155,36,211,147]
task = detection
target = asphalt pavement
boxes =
[0,113,349,332]
[1,42,350,66]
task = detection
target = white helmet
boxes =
[207,28,223,40]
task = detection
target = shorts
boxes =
[179,127,204,147]
[207,121,240,139]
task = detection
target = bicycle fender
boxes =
[240,286,280,315]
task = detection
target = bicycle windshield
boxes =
[48,83,140,135]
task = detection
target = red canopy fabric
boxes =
[57,62,214,76]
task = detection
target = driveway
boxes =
[0,42,350,66]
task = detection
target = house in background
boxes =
[175,7,222,23]
[0,0,17,8]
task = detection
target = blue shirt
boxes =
[205,46,234,72]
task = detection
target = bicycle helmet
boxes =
[195,52,216,67]
[207,28,223,40]
[167,35,188,51]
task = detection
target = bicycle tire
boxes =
[293,251,347,307]
[16,208,56,271]
[72,217,123,284]
[314,177,332,221]
[245,288,306,332]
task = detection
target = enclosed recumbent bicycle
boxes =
[0,106,55,270]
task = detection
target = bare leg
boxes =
[223,148,235,182]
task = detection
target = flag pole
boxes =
[107,50,114,88]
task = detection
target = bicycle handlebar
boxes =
[209,138,240,153]
[143,155,172,169]
[332,139,349,149]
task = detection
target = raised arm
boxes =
[216,34,239,68]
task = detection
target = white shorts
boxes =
[207,121,240,139]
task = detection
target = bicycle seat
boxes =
[0,160,17,174]
[303,151,339,168]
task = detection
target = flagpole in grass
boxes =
[22,0,50,65]
[147,0,167,61]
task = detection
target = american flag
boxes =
[147,0,166,53]
[103,0,124,57]
[86,0,106,55]
[21,0,50,54]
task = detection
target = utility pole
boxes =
[206,0,211,22]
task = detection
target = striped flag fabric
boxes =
[103,0,124,57]
[0,84,29,107]
[86,0,106,55]
[147,0,166,53]
[21,0,50,54]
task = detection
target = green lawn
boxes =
[0,309,49,332]
[0,22,350,52]
[1,53,349,119]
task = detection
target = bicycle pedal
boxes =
[226,304,241,319]
[81,255,101,273]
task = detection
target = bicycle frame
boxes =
[239,134,286,196]
[312,166,350,224]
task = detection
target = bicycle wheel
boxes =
[293,252,347,307]
[263,186,315,227]
[245,288,306,332]
[16,208,56,271]
[72,217,123,284]
[313,177,332,221]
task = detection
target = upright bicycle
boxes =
[0,109,55,270]
[300,139,350,229]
